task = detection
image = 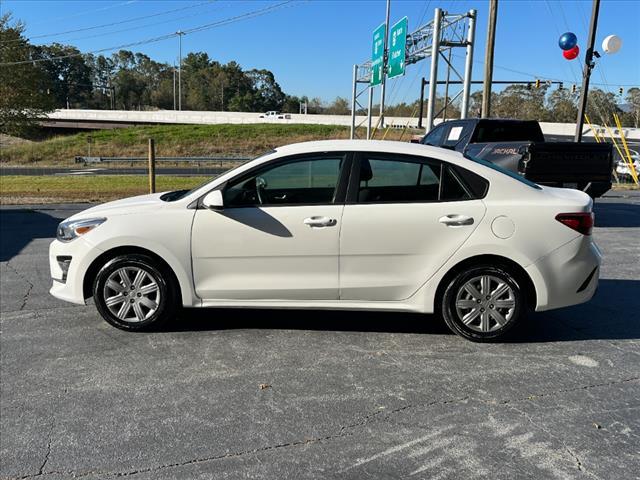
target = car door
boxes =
[339,152,486,301]
[191,153,349,301]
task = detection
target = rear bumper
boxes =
[526,235,601,312]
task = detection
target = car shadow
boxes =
[594,202,640,228]
[0,208,65,262]
[220,208,292,237]
[166,279,640,343]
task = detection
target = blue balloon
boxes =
[559,32,578,51]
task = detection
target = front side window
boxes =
[224,155,344,207]
[357,155,473,203]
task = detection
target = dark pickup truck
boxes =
[418,119,613,198]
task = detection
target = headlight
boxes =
[57,217,106,242]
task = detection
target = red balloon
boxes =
[563,45,580,60]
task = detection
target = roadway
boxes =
[0,167,227,176]
[1,191,639,479]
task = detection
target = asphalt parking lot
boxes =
[1,192,639,480]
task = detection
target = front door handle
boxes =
[439,214,474,227]
[303,216,337,228]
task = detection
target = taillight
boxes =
[555,212,594,235]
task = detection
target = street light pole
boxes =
[574,0,600,142]
[176,30,184,111]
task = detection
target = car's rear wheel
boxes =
[93,254,177,331]
[441,265,525,342]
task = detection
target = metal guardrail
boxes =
[75,156,251,164]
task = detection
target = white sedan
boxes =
[49,140,601,341]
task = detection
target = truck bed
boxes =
[519,142,613,184]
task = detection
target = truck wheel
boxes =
[441,265,525,342]
[93,254,177,331]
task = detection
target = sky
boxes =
[2,0,639,105]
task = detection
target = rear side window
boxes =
[356,155,477,203]
[421,124,446,146]
[465,154,541,190]
[442,123,474,149]
[440,167,471,200]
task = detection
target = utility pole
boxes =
[574,0,600,142]
[379,0,391,127]
[482,0,498,118]
[176,30,185,111]
[173,63,176,110]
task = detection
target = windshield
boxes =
[464,154,542,190]
[161,150,276,202]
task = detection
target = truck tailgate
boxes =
[519,143,613,183]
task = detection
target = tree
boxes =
[307,97,324,114]
[86,54,116,109]
[493,84,549,120]
[32,43,93,108]
[0,14,54,135]
[585,88,620,126]
[325,97,350,115]
[623,88,640,127]
[282,95,303,113]
[247,69,285,112]
[545,88,577,123]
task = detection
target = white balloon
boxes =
[602,35,622,54]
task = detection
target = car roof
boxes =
[274,139,455,159]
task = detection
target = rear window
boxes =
[465,154,541,190]
[472,121,544,143]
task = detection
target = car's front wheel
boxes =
[93,254,177,331]
[441,265,525,342]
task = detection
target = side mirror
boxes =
[202,190,224,210]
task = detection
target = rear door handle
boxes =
[303,216,337,228]
[439,214,474,227]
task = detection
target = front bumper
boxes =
[526,235,602,312]
[49,238,103,305]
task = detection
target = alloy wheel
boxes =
[102,267,161,323]
[454,274,516,333]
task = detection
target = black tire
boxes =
[440,265,525,342]
[93,254,177,331]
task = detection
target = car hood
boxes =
[68,192,169,220]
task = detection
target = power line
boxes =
[1,1,215,44]
[43,2,230,45]
[450,53,637,88]
[0,1,297,66]
[181,0,294,35]
[27,0,139,27]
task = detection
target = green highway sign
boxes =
[387,16,408,79]
[370,23,386,86]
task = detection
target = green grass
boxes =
[0,123,355,166]
[0,175,210,204]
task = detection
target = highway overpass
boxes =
[41,109,640,141]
